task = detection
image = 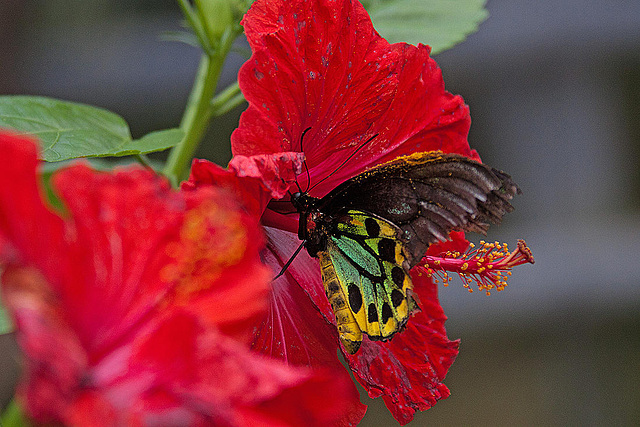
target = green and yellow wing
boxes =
[318,210,418,354]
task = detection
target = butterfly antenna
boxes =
[273,240,306,280]
[278,173,302,197]
[308,133,378,193]
[303,156,311,193]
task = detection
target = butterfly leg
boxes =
[272,241,306,281]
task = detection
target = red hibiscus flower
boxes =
[0,131,356,426]
[200,0,534,425]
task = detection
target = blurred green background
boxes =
[1,0,639,425]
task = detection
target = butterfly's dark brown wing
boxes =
[318,151,520,268]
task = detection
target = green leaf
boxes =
[0,96,182,162]
[112,128,185,157]
[364,0,488,55]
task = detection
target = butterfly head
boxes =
[290,191,318,214]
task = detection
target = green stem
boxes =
[210,82,245,117]
[213,92,246,118]
[163,28,238,185]
[175,0,211,53]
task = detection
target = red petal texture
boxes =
[235,0,397,164]
[233,0,475,198]
[0,131,356,426]
[228,152,305,199]
[128,309,357,427]
[2,266,90,422]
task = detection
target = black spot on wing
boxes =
[381,302,393,324]
[391,289,404,308]
[367,303,378,323]
[391,266,405,287]
[378,238,396,263]
[348,284,363,312]
[364,217,380,237]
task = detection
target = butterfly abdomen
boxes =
[319,251,363,354]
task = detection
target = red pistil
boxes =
[419,239,534,295]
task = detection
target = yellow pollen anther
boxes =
[420,239,534,294]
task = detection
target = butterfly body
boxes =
[289,151,520,354]
[291,192,330,257]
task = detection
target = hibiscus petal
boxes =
[229,152,305,200]
[184,152,305,218]
[50,165,186,351]
[233,0,399,173]
[1,266,88,423]
[300,43,475,197]
[0,131,67,284]
[372,44,474,165]
[66,392,118,427]
[133,309,359,427]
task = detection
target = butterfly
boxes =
[283,150,520,354]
